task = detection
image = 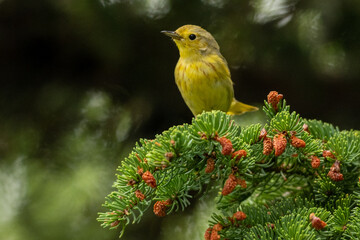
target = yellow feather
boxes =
[227,100,259,115]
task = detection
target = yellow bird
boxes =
[161,25,258,116]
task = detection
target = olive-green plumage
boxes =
[162,25,258,116]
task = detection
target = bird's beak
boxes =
[161,30,182,40]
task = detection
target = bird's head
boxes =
[162,25,220,58]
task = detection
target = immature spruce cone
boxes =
[309,213,327,230]
[267,91,283,111]
[135,190,145,201]
[327,160,343,181]
[204,227,212,240]
[273,133,287,156]
[222,174,237,196]
[216,136,233,156]
[328,171,344,181]
[153,200,171,217]
[310,156,321,168]
[142,171,157,188]
[323,150,335,159]
[210,223,222,240]
[263,137,273,155]
[232,211,247,221]
[303,124,310,133]
[205,158,215,173]
[232,150,247,161]
[259,128,267,140]
[137,167,144,176]
[290,135,306,148]
[237,178,247,188]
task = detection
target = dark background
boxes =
[0,0,359,239]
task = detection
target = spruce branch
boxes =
[97,91,360,239]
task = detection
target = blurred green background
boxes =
[0,0,359,239]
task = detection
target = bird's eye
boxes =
[189,34,196,40]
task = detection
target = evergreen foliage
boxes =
[97,92,360,239]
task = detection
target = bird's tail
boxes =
[227,99,258,115]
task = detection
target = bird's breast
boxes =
[175,56,229,87]
[174,55,234,115]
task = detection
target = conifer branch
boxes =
[97,91,360,239]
